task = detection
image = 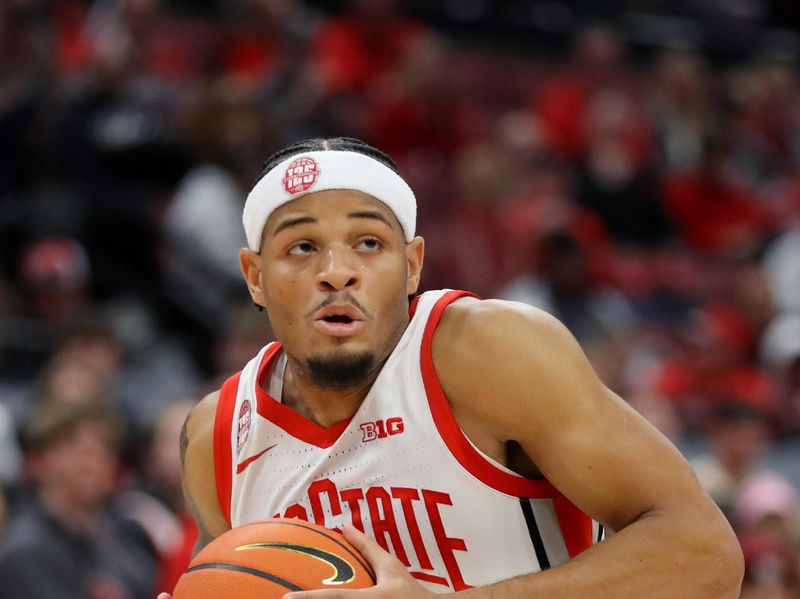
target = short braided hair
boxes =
[256,137,401,185]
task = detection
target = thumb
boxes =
[156,594,173,599]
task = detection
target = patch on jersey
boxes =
[237,399,252,451]
[283,156,320,194]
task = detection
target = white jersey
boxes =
[214,290,600,592]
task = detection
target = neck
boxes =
[38,486,98,535]
[280,356,379,427]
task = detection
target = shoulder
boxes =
[181,389,221,481]
[180,389,220,469]
[185,390,220,443]
[433,296,581,372]
[0,506,71,566]
[181,389,230,540]
[0,507,50,552]
[431,297,605,440]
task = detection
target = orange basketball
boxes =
[173,519,376,599]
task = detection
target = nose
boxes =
[316,245,360,292]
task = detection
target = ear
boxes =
[240,248,266,308]
[405,237,425,296]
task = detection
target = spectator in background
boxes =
[220,0,320,84]
[209,302,275,390]
[18,237,92,330]
[364,32,481,166]
[762,222,800,314]
[655,301,776,428]
[310,0,425,95]
[648,48,720,173]
[499,228,639,390]
[0,237,95,402]
[532,22,637,163]
[0,0,54,207]
[217,0,326,134]
[0,403,20,488]
[735,471,800,598]
[501,229,638,346]
[0,400,157,599]
[662,136,770,255]
[0,485,6,532]
[25,312,200,434]
[34,354,112,408]
[82,0,215,85]
[575,88,671,247]
[308,0,429,134]
[728,56,800,186]
[760,313,800,433]
[691,401,774,520]
[162,78,270,350]
[423,140,518,296]
[119,399,198,596]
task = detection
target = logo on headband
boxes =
[283,156,320,194]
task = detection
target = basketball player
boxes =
[158,137,742,598]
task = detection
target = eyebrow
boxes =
[272,215,317,236]
[347,210,394,228]
[271,209,395,237]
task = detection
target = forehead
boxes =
[264,189,404,236]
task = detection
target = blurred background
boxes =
[0,0,799,597]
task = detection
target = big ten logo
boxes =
[283,156,320,194]
[360,417,404,443]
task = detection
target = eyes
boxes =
[287,237,382,256]
[288,241,315,256]
[355,238,381,251]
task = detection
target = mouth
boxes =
[313,305,366,337]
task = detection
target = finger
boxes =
[341,524,399,576]
[156,594,172,599]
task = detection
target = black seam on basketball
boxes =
[185,562,303,591]
[265,521,376,582]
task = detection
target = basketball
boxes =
[173,519,376,599]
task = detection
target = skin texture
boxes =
[159,189,743,599]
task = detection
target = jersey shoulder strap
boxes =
[213,371,242,527]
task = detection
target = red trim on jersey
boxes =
[410,571,450,587]
[553,496,595,558]
[214,372,241,527]
[420,290,562,499]
[253,343,352,448]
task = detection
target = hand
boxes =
[283,524,440,599]
[156,594,172,598]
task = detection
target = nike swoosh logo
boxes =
[236,542,356,585]
[236,444,277,474]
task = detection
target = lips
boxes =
[312,304,366,337]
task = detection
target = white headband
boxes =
[243,150,417,251]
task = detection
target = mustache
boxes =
[306,293,370,319]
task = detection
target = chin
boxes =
[306,350,375,390]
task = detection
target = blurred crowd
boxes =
[0,0,799,597]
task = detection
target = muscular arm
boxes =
[180,391,231,555]
[433,299,743,598]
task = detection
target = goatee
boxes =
[306,352,375,390]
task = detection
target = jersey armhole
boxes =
[420,290,562,499]
[213,372,241,527]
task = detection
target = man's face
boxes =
[241,189,423,389]
[35,422,117,511]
